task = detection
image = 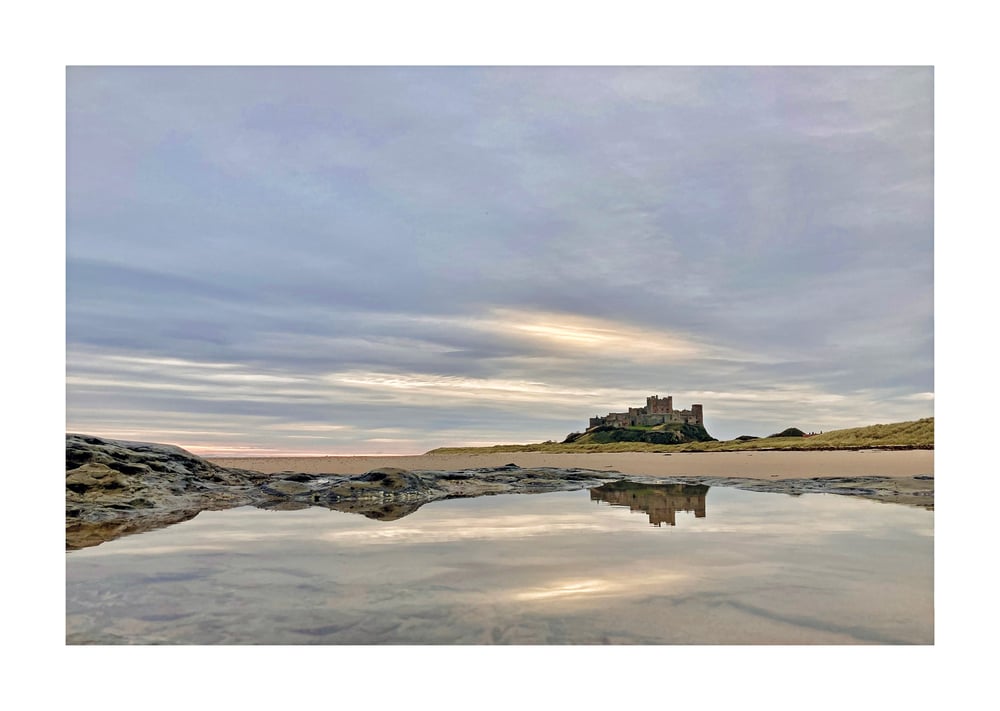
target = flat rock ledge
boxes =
[66,435,933,550]
[606,474,934,511]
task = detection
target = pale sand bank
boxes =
[210,449,933,480]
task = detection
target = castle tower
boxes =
[691,404,703,425]
[645,395,674,415]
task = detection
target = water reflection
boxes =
[66,487,934,644]
[590,481,709,526]
[257,498,428,521]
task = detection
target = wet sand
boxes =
[210,449,933,480]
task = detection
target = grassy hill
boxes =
[564,421,716,445]
[425,417,933,454]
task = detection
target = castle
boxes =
[589,395,704,429]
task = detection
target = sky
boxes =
[66,66,934,456]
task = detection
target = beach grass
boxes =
[425,417,934,455]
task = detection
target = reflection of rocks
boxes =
[256,468,435,520]
[590,481,709,526]
[253,466,620,520]
[255,496,428,520]
[633,475,935,511]
[326,500,429,521]
[66,508,204,550]
[66,435,620,550]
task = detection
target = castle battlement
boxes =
[589,394,704,429]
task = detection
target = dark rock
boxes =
[351,468,428,492]
[281,473,319,483]
[261,480,313,497]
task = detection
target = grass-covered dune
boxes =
[426,417,934,454]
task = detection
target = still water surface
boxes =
[66,485,933,644]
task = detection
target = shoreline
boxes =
[209,449,934,480]
[68,437,935,550]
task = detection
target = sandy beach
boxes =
[209,449,933,480]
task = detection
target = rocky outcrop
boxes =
[65,435,620,550]
[65,434,272,550]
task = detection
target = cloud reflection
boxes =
[513,572,690,602]
[515,578,621,601]
[319,515,609,545]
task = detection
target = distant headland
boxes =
[426,410,934,454]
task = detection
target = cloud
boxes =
[66,67,934,453]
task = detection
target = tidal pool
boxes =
[66,484,933,644]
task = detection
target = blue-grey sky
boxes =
[66,66,933,455]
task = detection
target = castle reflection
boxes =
[589,481,709,527]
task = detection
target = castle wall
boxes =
[589,395,704,429]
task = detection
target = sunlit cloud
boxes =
[327,370,636,410]
[182,445,340,457]
[268,423,355,432]
[390,308,754,364]
[489,308,723,362]
[104,355,241,370]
